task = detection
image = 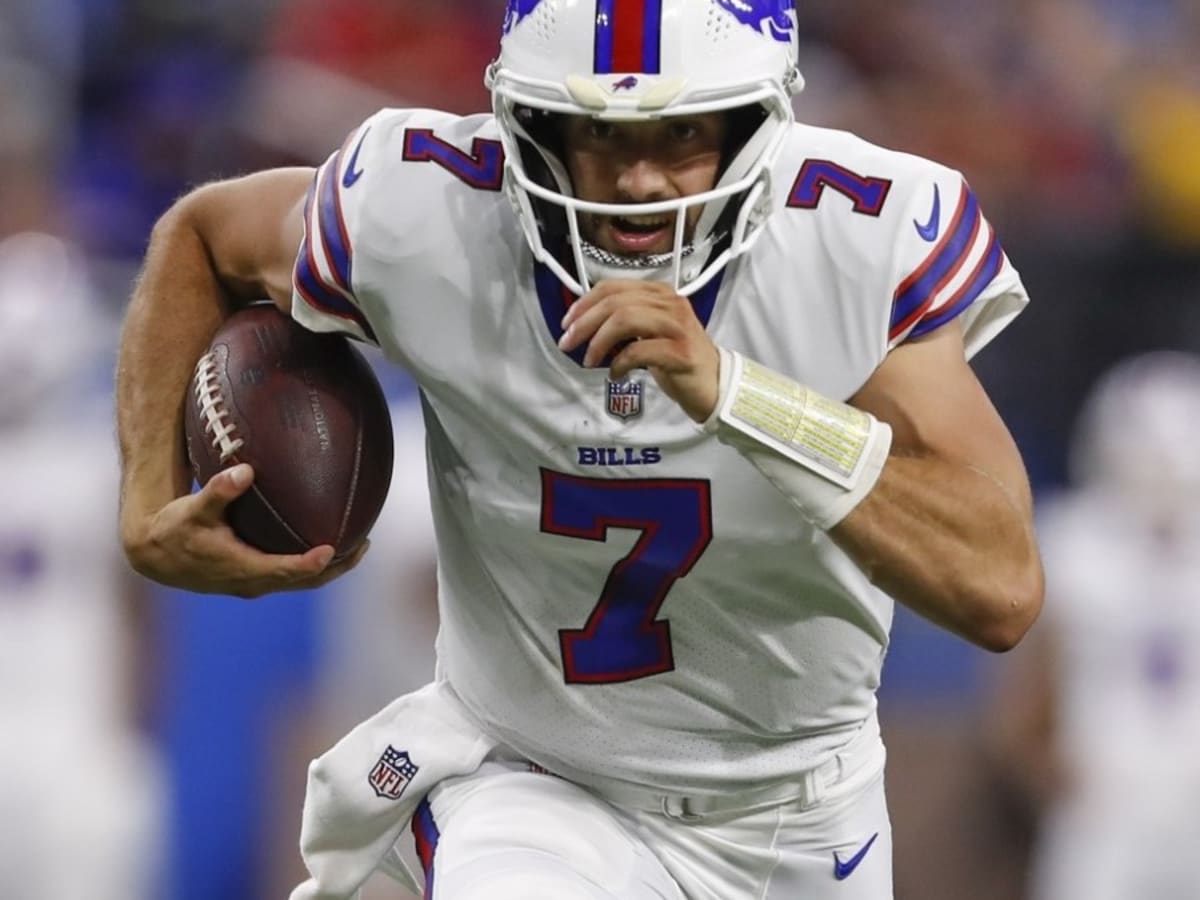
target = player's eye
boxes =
[588,120,616,141]
[668,121,699,142]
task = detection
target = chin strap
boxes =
[578,234,713,288]
[704,348,893,529]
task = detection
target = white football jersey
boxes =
[0,417,128,735]
[1029,492,1200,900]
[0,414,167,900]
[292,108,1028,795]
[1038,491,1200,791]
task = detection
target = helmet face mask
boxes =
[488,0,803,296]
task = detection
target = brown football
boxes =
[184,303,394,558]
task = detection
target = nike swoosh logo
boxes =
[342,127,371,189]
[914,184,941,241]
[833,832,879,880]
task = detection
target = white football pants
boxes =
[418,738,892,899]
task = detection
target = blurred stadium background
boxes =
[0,1,1197,898]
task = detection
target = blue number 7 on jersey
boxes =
[540,470,713,685]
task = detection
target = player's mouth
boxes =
[603,214,675,255]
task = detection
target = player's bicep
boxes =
[186,167,313,311]
[851,321,1033,513]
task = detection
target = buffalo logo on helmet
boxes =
[502,0,544,34]
[368,745,420,800]
[714,0,796,43]
[612,75,640,91]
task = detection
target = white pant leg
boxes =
[0,730,166,900]
[423,761,685,900]
[761,768,892,900]
[1030,802,1197,900]
[620,745,892,899]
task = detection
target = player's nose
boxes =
[615,158,672,202]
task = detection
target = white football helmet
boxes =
[487,0,803,296]
[0,233,99,426]
[1070,351,1200,520]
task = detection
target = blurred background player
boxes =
[987,351,1200,900]
[0,32,167,899]
[0,229,167,899]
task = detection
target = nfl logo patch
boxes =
[606,378,643,421]
[368,745,419,801]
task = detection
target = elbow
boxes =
[970,560,1045,653]
[149,178,238,248]
[150,187,206,240]
[144,193,204,266]
[974,606,1038,654]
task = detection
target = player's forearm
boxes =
[115,205,235,539]
[830,454,1043,652]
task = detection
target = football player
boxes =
[988,352,1200,900]
[116,1,1043,897]
[0,232,166,900]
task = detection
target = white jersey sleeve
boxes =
[291,115,382,344]
[882,166,1027,358]
[290,108,506,347]
[765,125,1029,388]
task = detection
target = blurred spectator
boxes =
[69,3,269,261]
[1114,63,1200,248]
[0,0,83,121]
[0,231,167,900]
[987,351,1200,900]
[238,0,499,166]
[0,56,71,239]
[0,11,165,897]
[796,0,1133,248]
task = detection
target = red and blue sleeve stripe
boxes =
[411,798,440,898]
[888,185,981,341]
[315,151,353,294]
[594,0,663,74]
[909,228,1005,338]
[292,137,378,342]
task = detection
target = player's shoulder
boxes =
[352,108,502,165]
[326,108,506,252]
[763,122,965,301]
[292,108,518,344]
[768,122,1026,355]
[776,122,963,229]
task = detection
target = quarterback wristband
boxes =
[704,348,892,529]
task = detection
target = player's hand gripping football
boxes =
[559,280,720,422]
[122,464,368,598]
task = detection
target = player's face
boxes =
[561,112,728,257]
